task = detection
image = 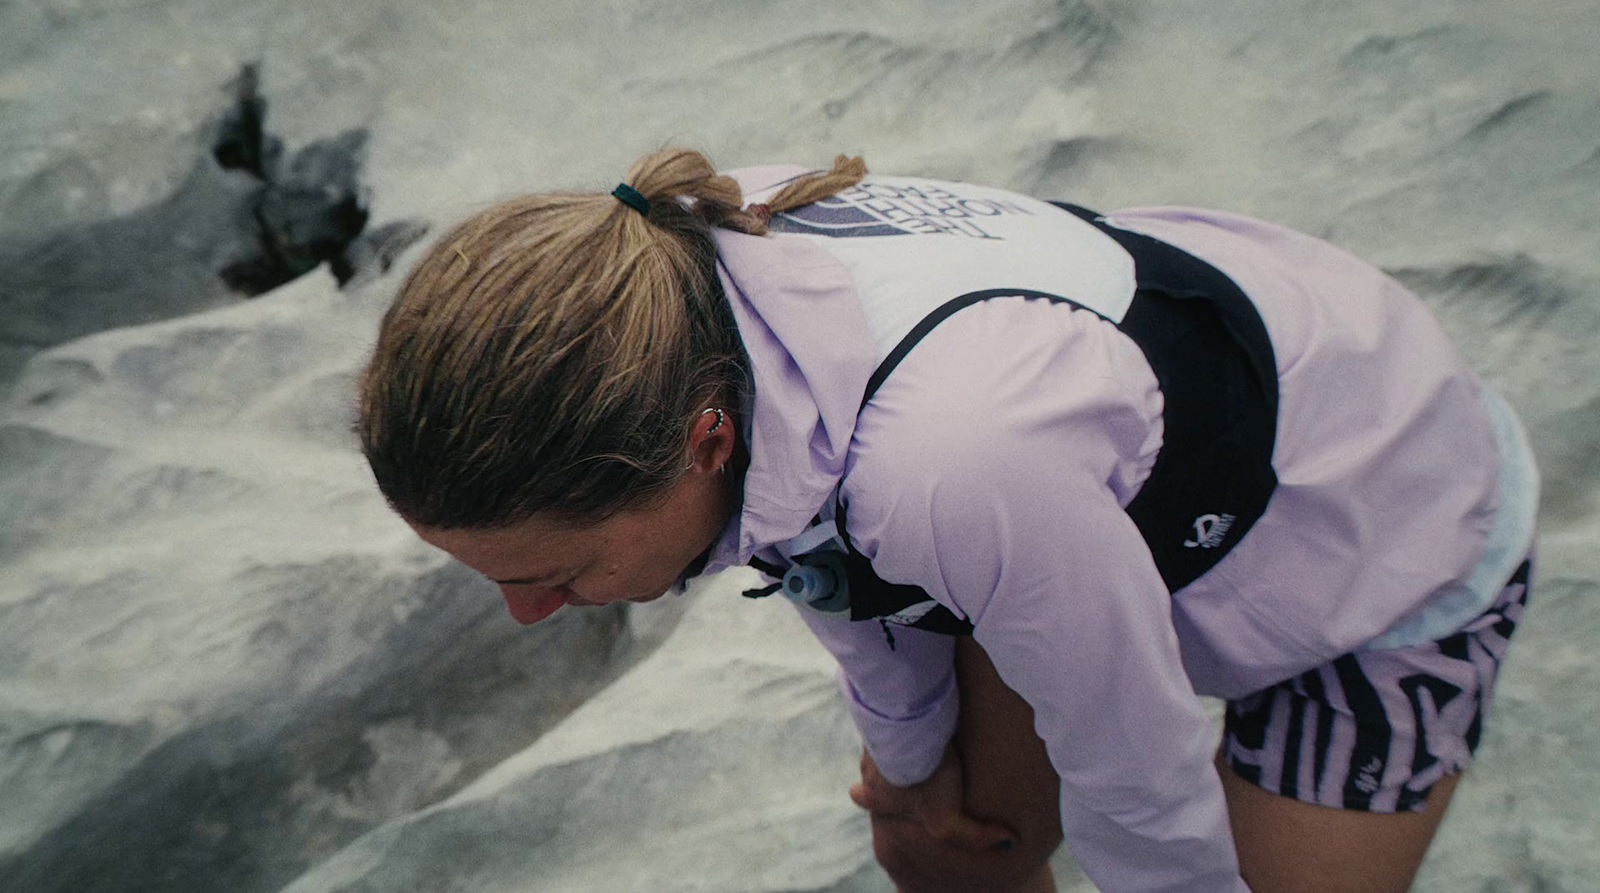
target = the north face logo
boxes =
[767,182,1035,239]
[1184,513,1236,549]
[768,194,912,238]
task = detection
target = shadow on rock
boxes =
[0,560,661,893]
[0,64,426,391]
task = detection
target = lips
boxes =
[501,588,567,625]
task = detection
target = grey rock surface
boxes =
[0,273,686,893]
[1,0,1597,891]
[277,585,877,893]
[0,60,423,391]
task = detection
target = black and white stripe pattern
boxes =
[1222,560,1531,813]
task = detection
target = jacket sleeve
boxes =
[950,474,1247,893]
[839,301,1251,892]
[791,601,960,786]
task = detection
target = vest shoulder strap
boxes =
[756,203,1280,640]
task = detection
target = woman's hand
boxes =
[848,744,1019,853]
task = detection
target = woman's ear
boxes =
[686,408,736,475]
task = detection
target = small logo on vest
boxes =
[884,601,941,627]
[1184,513,1236,549]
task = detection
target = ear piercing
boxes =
[685,408,727,471]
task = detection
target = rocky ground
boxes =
[2,1,1596,891]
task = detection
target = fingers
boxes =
[850,745,1020,853]
[922,808,1018,853]
[851,748,914,817]
[849,778,913,819]
[849,777,1019,853]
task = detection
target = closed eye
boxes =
[490,573,573,587]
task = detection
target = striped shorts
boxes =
[1220,559,1532,813]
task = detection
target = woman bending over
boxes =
[357,150,1537,893]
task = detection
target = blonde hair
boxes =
[358,150,867,528]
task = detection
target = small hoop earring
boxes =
[685,408,727,470]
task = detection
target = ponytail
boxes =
[617,150,867,236]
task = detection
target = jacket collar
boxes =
[702,170,877,572]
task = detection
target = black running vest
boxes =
[746,203,1279,638]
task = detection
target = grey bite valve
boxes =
[780,551,853,613]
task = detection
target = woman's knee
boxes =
[861,638,1064,891]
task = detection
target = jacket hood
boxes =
[703,165,878,572]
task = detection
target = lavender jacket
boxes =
[698,166,1537,893]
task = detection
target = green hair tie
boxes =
[611,183,650,216]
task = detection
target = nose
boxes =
[498,585,569,625]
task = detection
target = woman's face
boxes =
[414,475,730,625]
[411,412,738,625]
